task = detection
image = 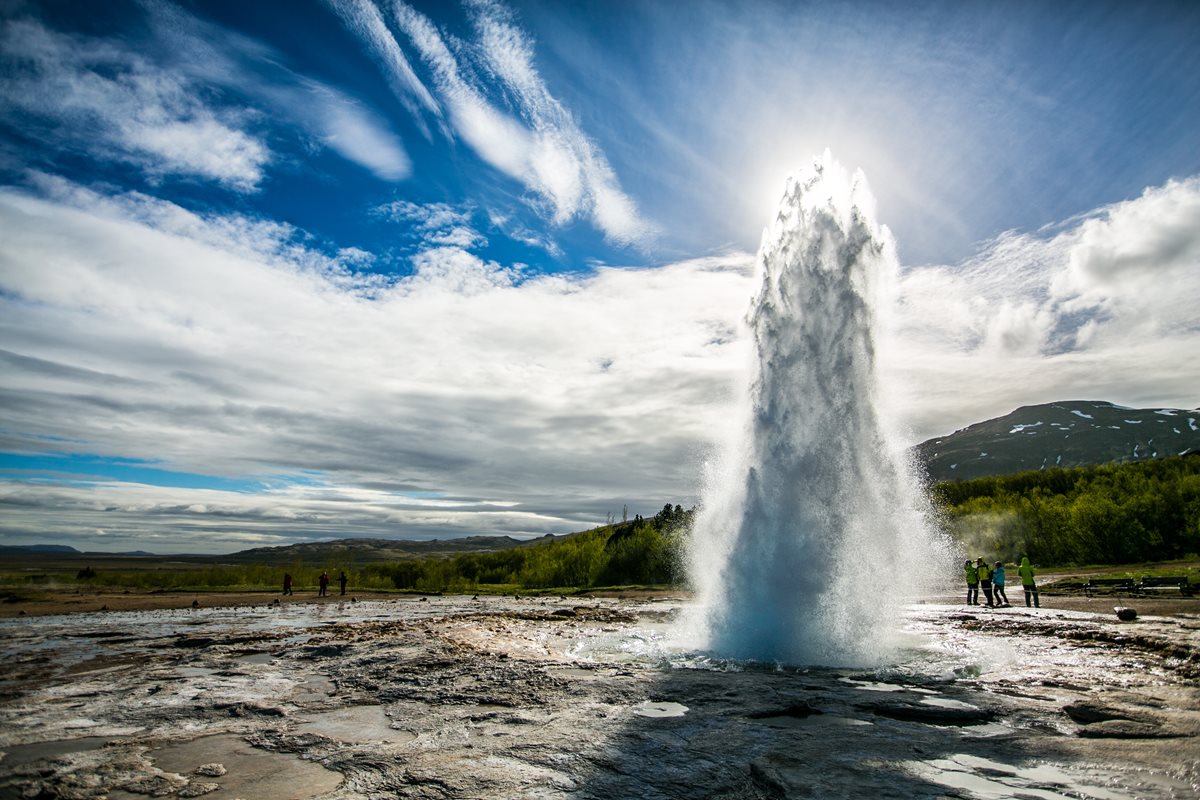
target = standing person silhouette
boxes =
[1018,556,1040,608]
[318,571,329,597]
[338,571,348,596]
[977,558,995,608]
[282,573,293,596]
[964,560,979,605]
[993,561,1010,606]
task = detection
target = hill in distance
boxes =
[914,400,1199,482]
[218,534,550,564]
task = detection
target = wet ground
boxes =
[1,594,1198,799]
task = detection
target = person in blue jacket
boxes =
[992,561,1010,607]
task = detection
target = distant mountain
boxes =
[914,401,1199,482]
[0,544,82,554]
[221,534,544,564]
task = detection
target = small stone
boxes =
[194,763,227,777]
[1114,607,1137,621]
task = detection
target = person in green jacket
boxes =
[964,559,979,605]
[1018,556,1040,608]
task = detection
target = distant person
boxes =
[1018,556,1040,608]
[964,559,979,605]
[318,571,329,597]
[338,571,348,596]
[992,561,1010,606]
[976,558,995,608]
[283,573,293,596]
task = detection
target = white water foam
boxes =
[683,152,942,666]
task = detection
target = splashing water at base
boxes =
[683,152,942,666]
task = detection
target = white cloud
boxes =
[465,0,651,244]
[375,199,487,248]
[323,0,444,136]
[1054,177,1200,338]
[299,82,411,180]
[890,176,1200,439]
[333,0,652,245]
[0,16,269,191]
[1,172,1196,550]
[0,8,413,188]
[0,178,745,549]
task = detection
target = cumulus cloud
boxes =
[890,176,1200,439]
[1054,177,1200,338]
[376,199,487,248]
[0,177,745,549]
[0,16,269,191]
[329,0,653,245]
[1,168,1196,550]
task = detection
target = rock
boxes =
[858,700,996,726]
[1076,719,1181,739]
[1115,606,1138,621]
[192,599,200,609]
[1062,702,1131,724]
[178,780,221,796]
[746,703,823,720]
[194,763,226,777]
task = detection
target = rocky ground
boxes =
[1,593,1198,799]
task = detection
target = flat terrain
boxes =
[1,590,1198,799]
[0,588,407,618]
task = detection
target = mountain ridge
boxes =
[914,400,1199,482]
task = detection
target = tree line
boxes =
[368,503,692,592]
[932,454,1200,566]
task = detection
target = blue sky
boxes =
[1,0,1198,552]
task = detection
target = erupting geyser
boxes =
[686,152,937,666]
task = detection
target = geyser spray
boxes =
[685,152,939,666]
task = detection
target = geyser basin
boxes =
[686,152,939,666]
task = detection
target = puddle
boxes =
[631,701,688,718]
[141,733,342,800]
[919,696,979,711]
[546,667,603,681]
[906,754,1135,800]
[840,678,905,692]
[0,736,110,768]
[292,674,334,703]
[235,653,275,665]
[175,666,216,679]
[296,705,415,744]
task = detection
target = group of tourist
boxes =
[281,571,349,596]
[964,556,1040,608]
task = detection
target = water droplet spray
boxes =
[684,152,941,666]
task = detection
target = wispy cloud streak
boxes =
[323,0,444,138]
[330,0,652,245]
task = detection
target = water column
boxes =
[686,152,936,666]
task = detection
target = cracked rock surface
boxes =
[1,595,1198,798]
